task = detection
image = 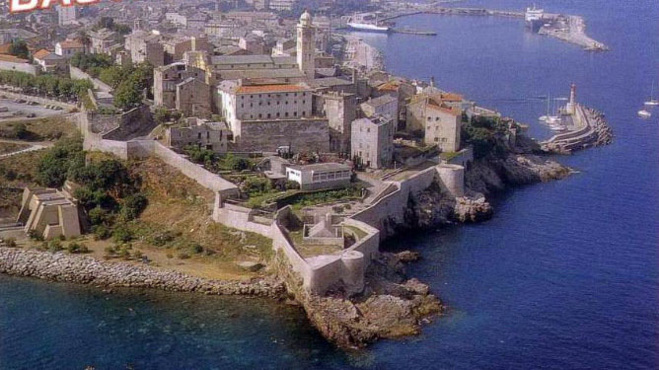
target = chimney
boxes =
[430,76,435,87]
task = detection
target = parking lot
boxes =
[0,98,65,122]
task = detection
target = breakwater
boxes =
[541,105,613,153]
[0,247,286,298]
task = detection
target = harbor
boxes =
[372,3,609,51]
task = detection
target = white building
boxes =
[57,5,77,27]
[269,0,296,11]
[286,162,351,190]
[351,115,395,169]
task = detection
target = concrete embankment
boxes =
[0,247,286,298]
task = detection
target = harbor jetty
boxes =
[378,4,608,51]
[542,105,613,153]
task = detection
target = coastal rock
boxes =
[290,254,443,349]
[466,154,572,195]
[454,196,493,223]
[395,250,421,263]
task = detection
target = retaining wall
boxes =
[70,66,113,93]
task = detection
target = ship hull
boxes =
[347,23,390,33]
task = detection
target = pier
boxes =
[391,28,437,36]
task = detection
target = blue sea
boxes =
[2,0,658,368]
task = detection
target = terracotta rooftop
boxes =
[427,102,461,116]
[32,49,51,60]
[440,92,463,102]
[0,54,29,63]
[58,40,83,48]
[236,84,308,94]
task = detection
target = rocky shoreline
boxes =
[0,247,286,298]
[280,251,443,349]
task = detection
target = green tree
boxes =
[113,77,143,111]
[12,122,28,139]
[8,39,29,59]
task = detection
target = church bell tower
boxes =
[297,10,315,80]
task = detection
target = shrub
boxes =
[242,176,271,195]
[67,242,89,254]
[12,123,29,139]
[192,244,204,254]
[4,238,17,248]
[133,250,143,259]
[177,252,190,260]
[88,206,110,226]
[166,253,173,259]
[112,224,133,243]
[104,245,116,255]
[120,194,148,221]
[117,244,131,259]
[150,230,177,247]
[48,239,63,253]
[285,180,300,190]
[228,156,250,171]
[93,225,112,240]
[27,229,44,241]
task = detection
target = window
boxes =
[294,112,297,117]
[258,113,262,118]
[267,113,271,118]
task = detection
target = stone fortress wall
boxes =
[75,109,464,296]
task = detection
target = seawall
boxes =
[0,247,285,298]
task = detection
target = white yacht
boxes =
[644,82,659,106]
[638,109,652,118]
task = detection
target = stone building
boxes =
[165,117,229,153]
[239,34,266,55]
[124,31,165,66]
[351,115,395,169]
[314,91,357,154]
[422,104,461,152]
[218,81,329,152]
[88,28,118,55]
[361,94,398,127]
[57,5,77,26]
[17,187,82,240]
[406,92,463,152]
[218,81,313,132]
[154,63,211,117]
[162,34,211,64]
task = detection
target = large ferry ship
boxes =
[347,13,390,33]
[525,5,544,33]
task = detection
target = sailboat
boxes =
[539,93,551,122]
[638,109,652,118]
[644,81,659,106]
